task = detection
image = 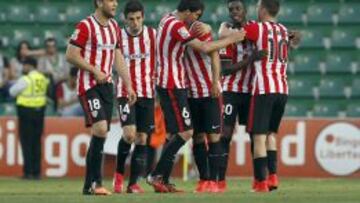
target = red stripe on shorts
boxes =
[168,90,185,132]
[247,95,256,133]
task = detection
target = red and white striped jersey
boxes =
[116,26,156,98]
[185,32,215,98]
[220,21,256,94]
[244,21,289,95]
[70,15,120,96]
[156,13,195,89]
[221,40,256,93]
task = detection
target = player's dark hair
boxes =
[16,40,31,61]
[23,57,37,68]
[177,0,204,13]
[227,0,244,4]
[70,67,78,77]
[124,0,144,17]
[227,0,246,11]
[44,37,57,46]
[93,0,102,8]
[261,0,280,17]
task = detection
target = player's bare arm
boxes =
[114,49,137,105]
[187,29,246,54]
[65,45,107,84]
[23,49,46,58]
[221,50,267,76]
[210,50,221,98]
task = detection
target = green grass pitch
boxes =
[0,177,359,203]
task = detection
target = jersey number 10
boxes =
[268,38,288,63]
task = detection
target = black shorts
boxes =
[156,87,192,134]
[79,83,114,131]
[117,97,155,134]
[247,93,288,134]
[189,97,222,134]
[223,92,251,127]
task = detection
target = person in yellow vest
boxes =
[9,57,49,180]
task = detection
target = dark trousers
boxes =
[17,106,45,177]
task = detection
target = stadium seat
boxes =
[324,52,353,74]
[278,3,305,24]
[141,1,170,23]
[7,5,33,23]
[2,48,14,60]
[155,4,172,17]
[300,29,325,48]
[284,102,309,117]
[0,37,9,49]
[330,29,356,48]
[34,5,62,24]
[0,26,12,49]
[357,53,360,73]
[312,102,341,117]
[202,4,218,24]
[318,78,345,98]
[292,54,321,73]
[0,104,3,115]
[0,5,6,23]
[203,12,218,24]
[65,4,92,24]
[306,4,336,24]
[11,30,37,48]
[338,4,360,24]
[245,5,257,22]
[143,3,173,23]
[288,78,315,98]
[61,25,77,39]
[42,30,68,49]
[346,103,360,118]
[199,1,218,23]
[351,78,360,98]
[215,4,227,19]
[0,103,17,116]
[143,2,158,23]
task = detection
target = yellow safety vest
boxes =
[16,71,49,108]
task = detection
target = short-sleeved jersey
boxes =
[185,32,215,98]
[220,21,256,94]
[221,41,256,94]
[156,13,195,89]
[69,15,120,96]
[244,21,289,95]
[116,26,156,98]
